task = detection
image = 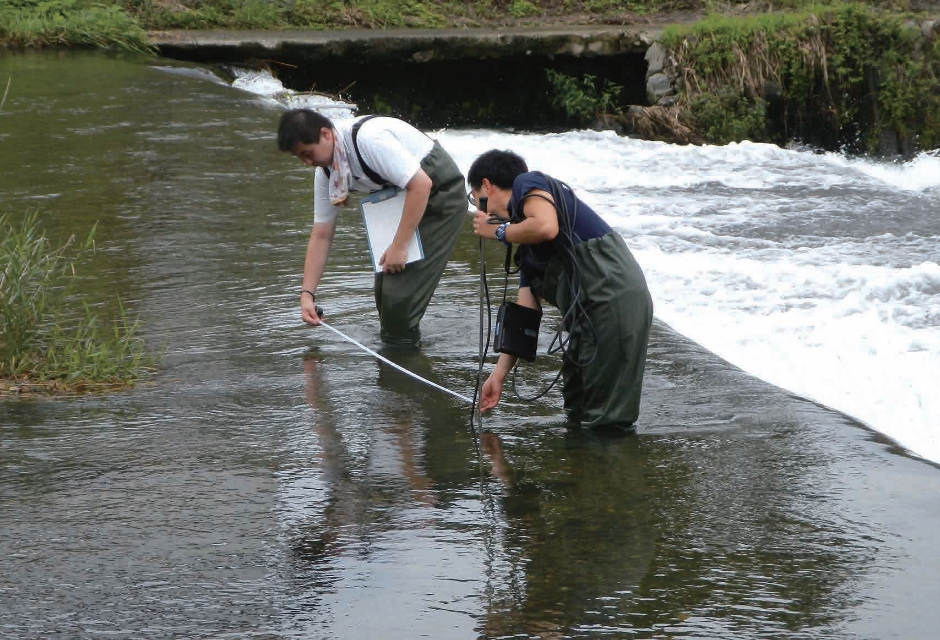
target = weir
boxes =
[150,26,659,129]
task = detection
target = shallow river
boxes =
[2,51,940,639]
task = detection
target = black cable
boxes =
[472,237,494,423]
[472,197,498,426]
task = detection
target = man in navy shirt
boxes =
[468,149,653,432]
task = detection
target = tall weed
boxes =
[0,213,157,393]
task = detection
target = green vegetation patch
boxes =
[114,0,663,31]
[546,68,623,124]
[662,4,940,151]
[0,0,153,52]
[126,0,462,30]
[0,213,159,396]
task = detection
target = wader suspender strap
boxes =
[351,115,389,187]
[321,115,389,187]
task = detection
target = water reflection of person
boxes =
[302,347,656,638]
[293,354,439,563]
[477,429,656,638]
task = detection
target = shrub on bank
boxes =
[662,4,940,153]
[0,213,158,395]
[545,68,623,125]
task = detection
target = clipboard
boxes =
[359,187,424,273]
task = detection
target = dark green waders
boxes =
[543,233,654,430]
[373,141,467,346]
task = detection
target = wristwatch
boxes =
[494,222,510,245]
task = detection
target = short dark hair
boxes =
[277,109,334,152]
[467,149,528,190]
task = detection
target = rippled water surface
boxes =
[2,51,940,639]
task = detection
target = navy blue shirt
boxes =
[509,172,612,288]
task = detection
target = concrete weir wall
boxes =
[151,27,665,129]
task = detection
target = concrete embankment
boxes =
[147,25,666,60]
[149,26,670,130]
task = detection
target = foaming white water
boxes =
[230,68,356,119]
[439,130,940,464]
[832,151,940,192]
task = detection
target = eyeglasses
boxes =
[467,191,478,207]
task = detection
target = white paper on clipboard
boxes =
[359,187,424,273]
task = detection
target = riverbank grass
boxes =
[0,213,158,396]
[114,0,648,30]
[662,4,940,151]
[0,0,153,53]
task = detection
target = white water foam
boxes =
[830,151,940,193]
[229,68,356,119]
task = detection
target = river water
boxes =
[2,50,940,639]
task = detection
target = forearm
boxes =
[490,352,518,384]
[474,191,559,244]
[302,224,334,294]
[391,171,431,249]
[502,215,557,245]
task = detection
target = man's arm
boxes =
[379,168,432,274]
[300,219,337,326]
[480,286,540,411]
[472,188,559,245]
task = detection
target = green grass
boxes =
[0,212,159,396]
[117,0,912,31]
[121,0,664,31]
[0,0,923,49]
[0,0,154,52]
[661,4,940,151]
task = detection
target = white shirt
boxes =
[313,116,434,223]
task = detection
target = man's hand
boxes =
[301,295,322,326]
[480,373,504,412]
[379,242,408,274]
[472,211,498,240]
